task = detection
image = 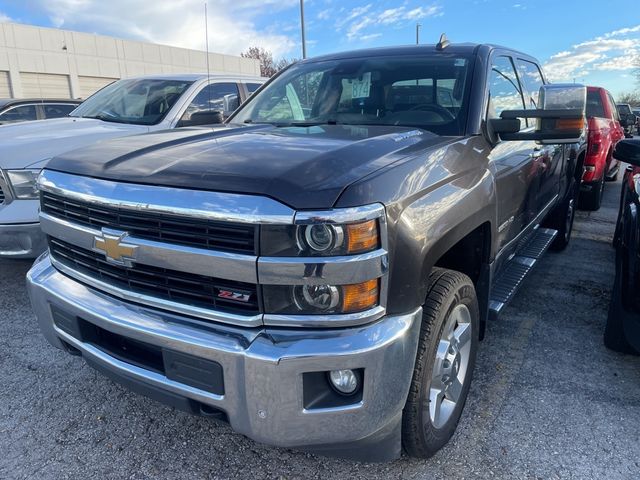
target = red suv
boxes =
[579,86,625,210]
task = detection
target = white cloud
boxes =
[338,3,442,41]
[317,9,331,20]
[0,11,12,23]
[360,33,382,41]
[544,25,640,82]
[24,0,299,57]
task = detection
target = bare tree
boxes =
[617,91,640,105]
[241,47,298,77]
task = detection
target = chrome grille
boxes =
[0,185,4,204]
[41,192,258,255]
[48,237,260,316]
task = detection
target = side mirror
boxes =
[223,94,239,115]
[179,110,224,127]
[494,84,587,144]
[614,139,640,167]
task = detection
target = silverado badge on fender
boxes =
[93,229,138,267]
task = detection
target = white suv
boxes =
[0,73,265,258]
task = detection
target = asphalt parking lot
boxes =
[1,177,639,480]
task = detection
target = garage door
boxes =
[0,71,11,97]
[78,76,118,99]
[21,72,71,98]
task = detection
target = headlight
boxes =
[260,204,386,318]
[262,279,380,315]
[5,169,40,200]
[261,213,381,257]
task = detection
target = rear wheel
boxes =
[545,180,578,251]
[402,268,479,458]
[579,175,604,211]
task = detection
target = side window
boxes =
[488,56,525,120]
[246,83,262,95]
[608,94,620,121]
[515,59,544,109]
[586,90,605,118]
[183,82,240,120]
[43,104,76,119]
[0,104,38,124]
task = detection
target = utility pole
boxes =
[416,23,422,44]
[300,0,307,59]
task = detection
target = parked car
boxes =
[27,43,587,462]
[579,86,625,210]
[0,98,81,124]
[633,107,640,134]
[616,103,636,137]
[607,139,640,354]
[0,73,265,258]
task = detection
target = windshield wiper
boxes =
[81,114,129,124]
[278,120,340,127]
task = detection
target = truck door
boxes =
[486,55,540,253]
[515,58,563,216]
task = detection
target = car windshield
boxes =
[618,104,632,115]
[230,54,474,136]
[70,78,193,125]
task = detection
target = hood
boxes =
[47,124,451,209]
[0,117,149,169]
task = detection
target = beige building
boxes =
[0,22,260,99]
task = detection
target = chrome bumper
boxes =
[0,222,47,258]
[27,253,422,460]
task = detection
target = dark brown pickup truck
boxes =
[28,42,587,461]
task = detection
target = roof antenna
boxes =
[436,33,450,51]
[204,2,212,111]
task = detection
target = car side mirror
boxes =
[614,139,640,167]
[179,110,224,127]
[223,94,239,115]
[495,84,587,144]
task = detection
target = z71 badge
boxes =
[217,290,251,303]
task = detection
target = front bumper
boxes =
[27,254,422,461]
[0,222,47,258]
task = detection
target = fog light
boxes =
[328,369,359,395]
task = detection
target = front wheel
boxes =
[402,268,479,458]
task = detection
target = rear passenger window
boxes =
[44,104,76,119]
[586,90,605,118]
[246,83,262,95]
[515,59,544,109]
[488,56,525,119]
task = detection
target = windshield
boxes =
[71,79,193,125]
[230,54,474,136]
[618,104,633,115]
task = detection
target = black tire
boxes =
[545,179,578,251]
[402,268,479,458]
[579,175,604,211]
[604,249,638,354]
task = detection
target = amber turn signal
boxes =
[342,279,379,313]
[346,219,379,254]
[555,118,584,130]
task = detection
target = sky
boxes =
[0,0,638,96]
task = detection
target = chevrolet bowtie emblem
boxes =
[93,229,138,267]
